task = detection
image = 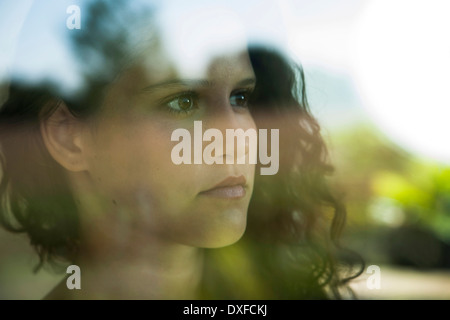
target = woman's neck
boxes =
[76,240,204,299]
[45,237,203,300]
[46,197,204,299]
[48,180,205,300]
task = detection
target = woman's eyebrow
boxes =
[141,79,212,92]
[141,77,256,92]
[237,78,256,87]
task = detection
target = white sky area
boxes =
[0,0,449,165]
[0,0,81,92]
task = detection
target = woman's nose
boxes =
[203,99,256,165]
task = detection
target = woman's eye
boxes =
[165,93,199,114]
[230,90,251,108]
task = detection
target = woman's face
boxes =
[78,48,257,248]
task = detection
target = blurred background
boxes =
[1,0,450,299]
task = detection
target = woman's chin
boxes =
[185,218,248,249]
[204,226,247,249]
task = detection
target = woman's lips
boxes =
[200,185,246,198]
[199,175,247,199]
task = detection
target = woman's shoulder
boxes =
[42,278,76,300]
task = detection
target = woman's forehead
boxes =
[154,5,250,80]
[120,3,254,86]
[137,50,255,86]
[102,50,255,107]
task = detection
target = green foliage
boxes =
[327,123,450,244]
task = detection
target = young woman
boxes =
[0,1,362,299]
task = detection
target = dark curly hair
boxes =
[200,47,364,299]
[0,0,363,299]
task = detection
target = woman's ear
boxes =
[40,101,90,172]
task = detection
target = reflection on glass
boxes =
[0,0,364,300]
